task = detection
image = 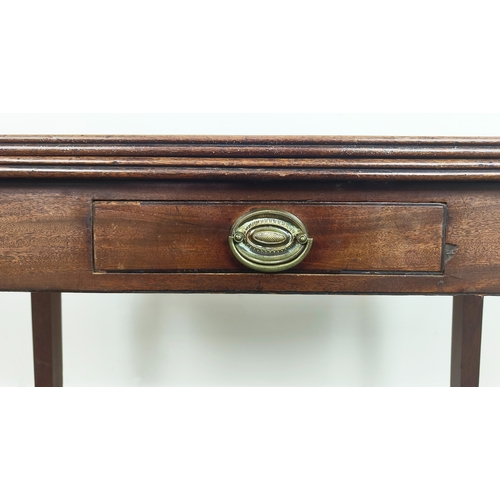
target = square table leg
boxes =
[31,292,63,387]
[451,295,483,387]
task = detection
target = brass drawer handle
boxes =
[229,209,313,273]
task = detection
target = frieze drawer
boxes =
[92,201,446,274]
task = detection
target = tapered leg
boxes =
[451,295,483,387]
[31,292,63,387]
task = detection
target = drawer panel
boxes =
[93,202,446,273]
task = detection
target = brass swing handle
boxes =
[228,209,313,273]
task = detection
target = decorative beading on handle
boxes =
[228,209,313,273]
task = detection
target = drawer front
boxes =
[93,202,446,274]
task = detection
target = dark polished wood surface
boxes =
[451,295,483,387]
[31,292,62,387]
[0,135,498,386]
[0,180,498,294]
[3,135,500,181]
[93,201,445,273]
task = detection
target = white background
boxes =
[1,113,499,386]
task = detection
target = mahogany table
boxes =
[0,135,496,386]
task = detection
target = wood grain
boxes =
[93,202,445,273]
[0,180,499,293]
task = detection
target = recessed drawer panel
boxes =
[93,202,446,273]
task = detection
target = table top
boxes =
[1,135,500,182]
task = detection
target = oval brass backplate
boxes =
[228,209,313,273]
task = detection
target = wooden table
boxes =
[0,135,496,387]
